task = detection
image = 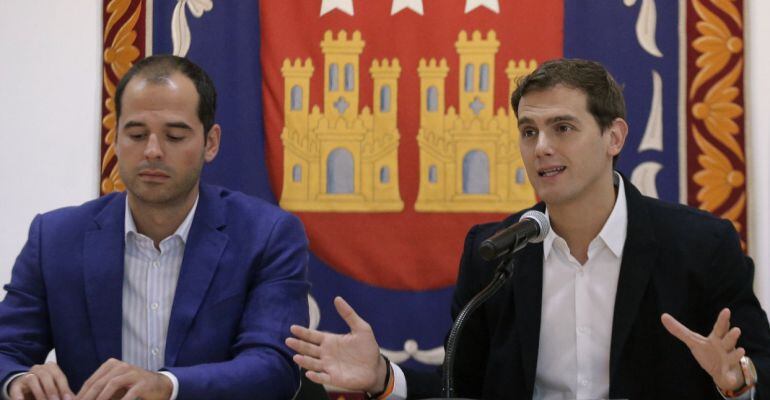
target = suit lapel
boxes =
[512,204,545,393]
[609,178,658,385]
[83,193,126,362]
[164,185,228,366]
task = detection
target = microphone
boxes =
[479,210,550,261]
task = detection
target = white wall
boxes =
[0,1,768,311]
[0,1,102,293]
[746,0,770,311]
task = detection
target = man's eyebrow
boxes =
[546,115,579,125]
[122,121,146,129]
[166,121,194,130]
[517,117,534,126]
[517,115,579,127]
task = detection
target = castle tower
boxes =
[455,30,499,121]
[320,30,365,121]
[505,59,538,200]
[282,58,314,139]
[417,58,449,134]
[370,59,401,136]
[280,58,315,206]
[505,59,537,135]
[368,58,403,206]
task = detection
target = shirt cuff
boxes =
[158,371,179,400]
[3,372,27,400]
[717,383,754,400]
[386,362,407,400]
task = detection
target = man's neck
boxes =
[547,176,618,264]
[127,189,198,248]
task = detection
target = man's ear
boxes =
[204,124,221,162]
[607,118,628,158]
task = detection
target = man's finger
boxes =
[44,363,74,398]
[727,347,746,367]
[661,313,703,348]
[77,368,120,400]
[712,308,732,338]
[35,370,61,400]
[334,296,370,332]
[118,383,145,400]
[289,324,327,345]
[94,372,134,400]
[304,370,331,386]
[78,360,113,399]
[286,337,322,358]
[23,374,47,400]
[8,377,27,400]
[721,327,742,351]
[292,354,325,372]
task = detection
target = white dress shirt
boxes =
[121,196,199,400]
[533,176,627,399]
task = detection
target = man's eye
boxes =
[167,135,184,142]
[556,124,574,133]
[128,133,146,140]
[521,128,537,138]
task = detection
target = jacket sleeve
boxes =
[164,212,310,400]
[0,214,53,384]
[704,220,770,400]
[402,224,492,399]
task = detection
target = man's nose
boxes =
[534,131,554,157]
[144,133,163,159]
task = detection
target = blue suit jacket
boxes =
[0,184,310,399]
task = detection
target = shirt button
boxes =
[580,378,589,386]
[151,348,159,356]
[151,302,159,310]
[152,261,159,268]
[578,326,589,334]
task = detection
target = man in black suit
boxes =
[286,59,770,399]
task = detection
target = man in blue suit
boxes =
[0,55,309,400]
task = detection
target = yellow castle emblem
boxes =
[279,30,404,212]
[414,31,537,212]
[279,30,537,213]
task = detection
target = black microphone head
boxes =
[520,210,550,243]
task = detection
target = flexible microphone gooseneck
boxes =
[442,211,549,398]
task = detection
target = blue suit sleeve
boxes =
[0,215,53,384]
[165,212,310,400]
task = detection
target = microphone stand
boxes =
[442,255,515,398]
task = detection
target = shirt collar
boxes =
[124,195,200,244]
[542,172,628,259]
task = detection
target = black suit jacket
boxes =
[405,177,770,399]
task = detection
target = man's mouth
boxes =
[538,166,566,177]
[138,169,170,179]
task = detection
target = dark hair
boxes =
[511,58,626,131]
[115,54,217,135]
[511,59,626,165]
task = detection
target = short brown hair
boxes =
[511,58,626,131]
[115,55,217,136]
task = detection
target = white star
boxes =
[391,0,424,15]
[464,0,500,14]
[320,0,354,16]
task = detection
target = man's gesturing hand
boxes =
[661,308,746,391]
[9,362,74,400]
[75,359,172,400]
[285,296,388,393]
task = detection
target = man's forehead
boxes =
[518,85,589,115]
[126,72,190,92]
